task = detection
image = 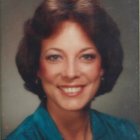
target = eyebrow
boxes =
[79,47,97,53]
[45,48,63,52]
[45,47,96,53]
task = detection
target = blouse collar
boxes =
[33,103,107,140]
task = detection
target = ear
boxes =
[100,68,104,77]
[37,70,41,79]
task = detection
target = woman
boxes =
[6,0,139,140]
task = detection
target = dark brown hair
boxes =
[16,0,123,101]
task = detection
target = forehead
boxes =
[41,21,97,52]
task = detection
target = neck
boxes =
[46,102,91,139]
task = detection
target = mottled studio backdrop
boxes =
[1,0,139,139]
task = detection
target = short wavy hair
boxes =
[16,0,123,101]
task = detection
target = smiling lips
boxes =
[58,86,84,97]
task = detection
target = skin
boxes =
[38,21,104,139]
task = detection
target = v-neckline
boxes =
[33,103,107,140]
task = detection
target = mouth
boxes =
[58,86,85,97]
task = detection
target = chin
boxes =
[59,100,91,111]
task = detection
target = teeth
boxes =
[61,87,81,93]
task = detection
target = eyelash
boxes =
[46,54,62,62]
[45,53,96,62]
[81,54,96,61]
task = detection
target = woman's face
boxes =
[38,21,104,111]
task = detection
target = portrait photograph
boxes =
[1,0,139,140]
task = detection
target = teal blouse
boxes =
[6,103,140,140]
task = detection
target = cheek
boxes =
[38,62,55,83]
[80,63,103,81]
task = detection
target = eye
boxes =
[46,54,62,62]
[81,54,96,62]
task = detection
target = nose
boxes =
[62,60,80,80]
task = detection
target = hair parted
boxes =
[16,0,123,101]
